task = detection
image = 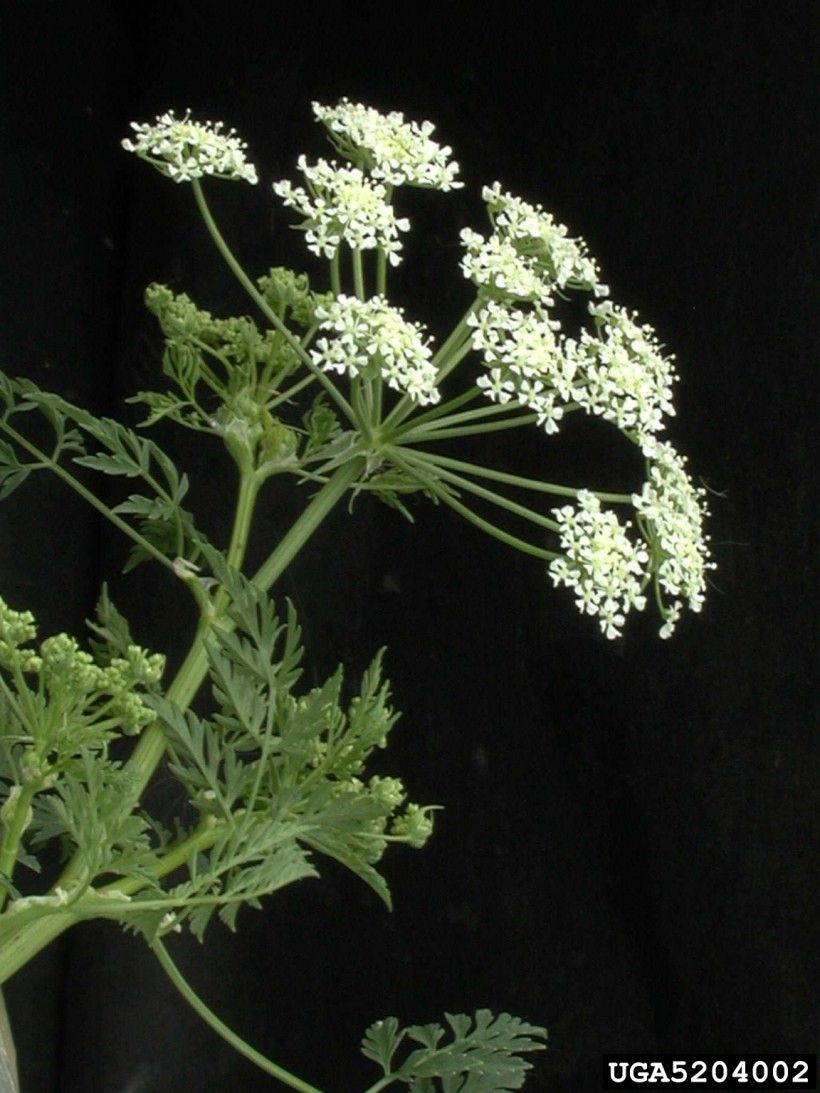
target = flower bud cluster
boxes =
[548,492,649,639]
[391,803,436,848]
[39,633,164,733]
[0,600,37,669]
[312,98,463,191]
[329,775,434,862]
[312,295,440,405]
[256,267,325,328]
[122,111,258,184]
[274,158,410,263]
[0,597,165,735]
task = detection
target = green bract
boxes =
[0,97,714,1090]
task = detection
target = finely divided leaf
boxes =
[361,1010,547,1091]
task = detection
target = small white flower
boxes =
[122,110,258,184]
[312,98,463,191]
[658,602,682,640]
[476,368,516,404]
[159,912,183,934]
[632,441,715,635]
[274,157,410,262]
[549,491,649,639]
[312,295,440,405]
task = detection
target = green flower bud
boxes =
[391,803,435,849]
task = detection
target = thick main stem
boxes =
[0,783,38,914]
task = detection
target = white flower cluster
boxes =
[122,111,258,184]
[484,183,607,293]
[468,296,678,449]
[312,98,463,191]
[469,301,572,434]
[311,295,440,405]
[549,492,649,640]
[461,183,608,301]
[633,441,715,637]
[460,229,553,302]
[571,301,678,453]
[273,157,410,263]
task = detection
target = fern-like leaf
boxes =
[361,1010,547,1091]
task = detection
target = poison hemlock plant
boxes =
[0,99,714,1089]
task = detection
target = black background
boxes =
[1,3,818,1090]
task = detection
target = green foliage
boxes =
[0,591,166,888]
[0,569,433,946]
[301,394,342,461]
[0,373,84,500]
[0,375,204,571]
[31,752,152,883]
[148,563,436,923]
[361,1011,548,1091]
[352,463,445,522]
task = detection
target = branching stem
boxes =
[191,180,356,428]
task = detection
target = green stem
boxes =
[0,421,178,578]
[400,452,560,533]
[268,373,317,411]
[100,820,220,900]
[152,939,324,1093]
[253,458,363,591]
[352,248,366,300]
[388,385,481,436]
[403,413,539,441]
[405,451,633,503]
[389,449,557,561]
[376,248,387,296]
[362,1077,396,1093]
[330,253,341,296]
[431,306,477,372]
[0,783,38,913]
[396,400,518,441]
[213,468,260,615]
[190,180,356,428]
[350,378,371,442]
[433,337,473,385]
[0,912,81,981]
